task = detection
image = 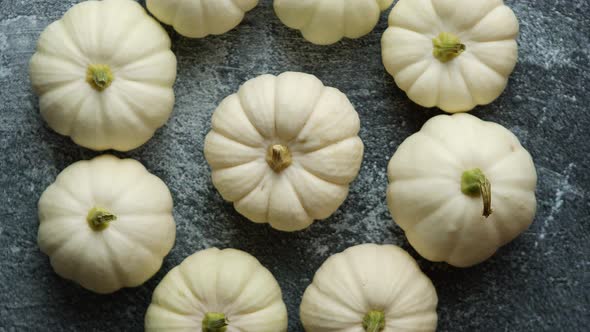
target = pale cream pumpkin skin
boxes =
[387,114,537,267]
[37,155,176,294]
[381,0,519,113]
[274,0,394,45]
[29,0,177,151]
[144,248,288,332]
[300,244,438,332]
[204,72,364,232]
[147,0,258,38]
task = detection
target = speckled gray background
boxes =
[1,0,589,331]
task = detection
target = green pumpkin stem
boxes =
[202,312,228,332]
[433,32,466,62]
[86,207,117,231]
[265,144,292,173]
[363,310,385,332]
[86,64,114,91]
[461,168,493,218]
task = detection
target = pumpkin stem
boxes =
[86,64,114,91]
[433,32,466,63]
[266,144,292,173]
[86,207,117,231]
[363,310,385,332]
[202,312,228,332]
[461,168,493,218]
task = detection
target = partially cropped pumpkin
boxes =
[145,248,288,332]
[300,244,438,332]
[204,72,364,232]
[274,0,394,45]
[29,0,177,151]
[37,155,176,294]
[147,0,258,38]
[382,0,519,112]
[387,114,537,267]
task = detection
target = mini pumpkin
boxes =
[274,0,394,45]
[147,0,258,38]
[37,155,176,294]
[387,113,537,267]
[145,248,288,332]
[204,72,364,232]
[300,244,438,332]
[381,0,519,112]
[29,0,177,151]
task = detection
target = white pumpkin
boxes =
[300,244,438,332]
[144,248,288,332]
[37,155,176,294]
[381,0,519,113]
[147,0,258,38]
[204,72,364,232]
[29,0,177,151]
[274,0,394,45]
[387,114,537,267]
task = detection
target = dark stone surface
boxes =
[1,0,588,331]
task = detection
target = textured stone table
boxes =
[1,0,588,331]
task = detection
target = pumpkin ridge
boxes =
[438,203,470,265]
[68,94,100,141]
[39,81,88,136]
[293,0,322,31]
[105,12,148,65]
[302,284,363,322]
[100,232,127,287]
[455,58,484,105]
[216,255,263,315]
[291,133,359,155]
[209,128,266,150]
[387,309,437,328]
[55,20,87,66]
[407,194,464,232]
[37,74,83,96]
[464,4,509,35]
[453,63,475,107]
[405,61,436,96]
[54,175,90,209]
[108,222,161,258]
[378,250,418,311]
[283,170,313,220]
[210,156,264,172]
[418,132,465,169]
[381,30,432,77]
[50,231,92,282]
[284,85,326,144]
[311,272,366,316]
[263,173,274,223]
[465,51,507,80]
[236,86,273,140]
[223,267,267,317]
[227,0,246,14]
[149,302,194,321]
[337,249,372,312]
[293,158,346,185]
[391,59,431,90]
[177,257,209,311]
[112,82,166,130]
[428,0,446,26]
[116,52,177,87]
[215,161,268,202]
[390,20,430,38]
[444,2,504,34]
[38,218,85,255]
[231,296,284,318]
[30,53,85,91]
